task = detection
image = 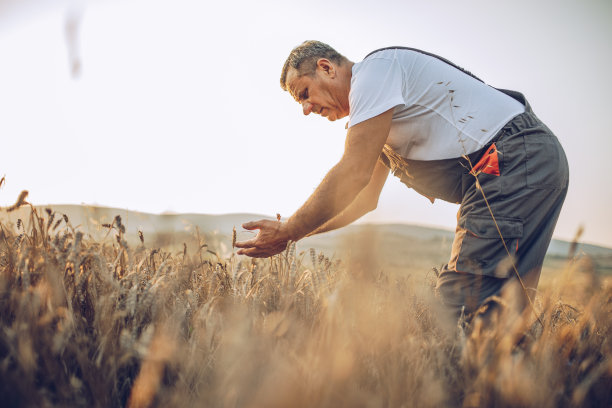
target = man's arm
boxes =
[235,108,394,257]
[286,108,394,239]
[306,159,389,236]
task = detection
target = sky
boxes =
[0,0,611,247]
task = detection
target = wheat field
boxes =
[0,205,611,407]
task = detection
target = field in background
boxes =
[1,205,611,407]
[4,204,611,277]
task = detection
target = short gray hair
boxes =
[280,41,348,91]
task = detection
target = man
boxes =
[236,41,569,317]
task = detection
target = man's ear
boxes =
[316,58,336,78]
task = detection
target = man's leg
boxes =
[436,266,507,318]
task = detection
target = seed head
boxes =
[6,190,29,212]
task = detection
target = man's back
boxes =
[349,48,525,160]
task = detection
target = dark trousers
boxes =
[381,93,569,317]
[435,106,569,317]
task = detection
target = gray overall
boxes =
[370,48,569,316]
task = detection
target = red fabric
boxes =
[470,143,500,176]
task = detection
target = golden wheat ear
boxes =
[5,190,29,212]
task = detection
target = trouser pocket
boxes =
[525,134,569,189]
[450,215,523,278]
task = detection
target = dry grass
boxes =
[0,206,611,407]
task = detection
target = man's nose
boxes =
[302,101,313,115]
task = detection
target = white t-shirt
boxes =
[348,48,525,160]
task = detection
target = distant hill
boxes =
[2,204,611,274]
[0,204,268,245]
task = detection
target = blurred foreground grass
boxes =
[0,206,611,407]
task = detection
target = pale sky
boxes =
[1,0,611,247]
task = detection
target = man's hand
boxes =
[235,220,292,258]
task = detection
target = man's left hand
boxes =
[235,220,292,258]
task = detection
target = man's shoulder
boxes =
[353,47,426,77]
[355,47,430,74]
[362,46,430,61]
[363,47,484,83]
[352,53,396,79]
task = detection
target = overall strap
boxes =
[364,46,485,83]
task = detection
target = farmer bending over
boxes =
[236,41,569,318]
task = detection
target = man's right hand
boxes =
[235,219,292,258]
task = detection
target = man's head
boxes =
[280,41,353,121]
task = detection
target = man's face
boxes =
[285,60,350,122]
